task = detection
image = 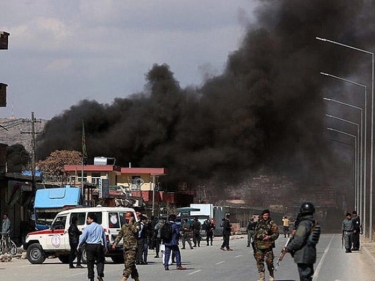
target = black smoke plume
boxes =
[37,0,373,191]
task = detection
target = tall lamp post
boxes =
[323,97,365,235]
[328,127,358,212]
[326,114,360,210]
[317,37,374,241]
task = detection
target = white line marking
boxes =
[216,261,225,265]
[235,255,243,258]
[314,234,335,280]
[188,269,201,275]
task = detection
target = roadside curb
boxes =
[362,245,375,267]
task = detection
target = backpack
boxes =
[307,219,320,246]
[160,222,173,242]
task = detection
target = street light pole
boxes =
[328,127,358,212]
[321,73,367,236]
[317,37,374,241]
[326,114,360,210]
[323,97,365,234]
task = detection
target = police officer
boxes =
[254,209,279,281]
[342,212,353,253]
[112,211,141,281]
[284,202,321,281]
[351,210,361,250]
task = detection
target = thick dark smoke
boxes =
[37,0,374,191]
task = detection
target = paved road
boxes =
[1,234,375,281]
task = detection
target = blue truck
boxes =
[33,185,83,230]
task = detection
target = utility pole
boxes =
[21,112,42,193]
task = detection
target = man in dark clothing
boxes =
[192,217,201,247]
[68,216,83,268]
[163,214,186,271]
[220,214,233,251]
[148,216,157,250]
[351,210,361,250]
[205,219,215,246]
[285,202,321,281]
[136,215,148,264]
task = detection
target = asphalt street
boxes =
[1,234,375,281]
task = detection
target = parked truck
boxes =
[33,185,83,230]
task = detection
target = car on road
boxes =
[23,206,137,264]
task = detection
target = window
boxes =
[91,173,102,185]
[52,215,67,230]
[70,212,86,226]
[77,172,87,183]
[91,212,103,224]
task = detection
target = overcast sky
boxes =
[0,0,257,120]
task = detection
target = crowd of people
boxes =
[61,201,324,281]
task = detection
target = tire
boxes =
[9,241,17,256]
[58,255,70,264]
[111,255,124,263]
[26,244,46,264]
[81,248,87,264]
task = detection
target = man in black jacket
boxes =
[351,210,361,250]
[220,214,233,251]
[68,216,83,268]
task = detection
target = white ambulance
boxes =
[23,206,138,264]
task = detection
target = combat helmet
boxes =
[300,202,315,215]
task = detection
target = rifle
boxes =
[342,233,344,249]
[275,237,291,271]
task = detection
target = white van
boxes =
[23,206,138,264]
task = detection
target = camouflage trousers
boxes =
[123,248,139,279]
[254,248,274,273]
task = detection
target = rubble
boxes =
[0,253,12,262]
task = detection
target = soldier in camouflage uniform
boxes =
[254,209,279,281]
[112,212,141,281]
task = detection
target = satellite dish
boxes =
[133,177,144,190]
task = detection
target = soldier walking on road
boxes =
[342,212,353,253]
[181,219,193,249]
[283,202,321,281]
[112,211,141,281]
[254,209,279,281]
